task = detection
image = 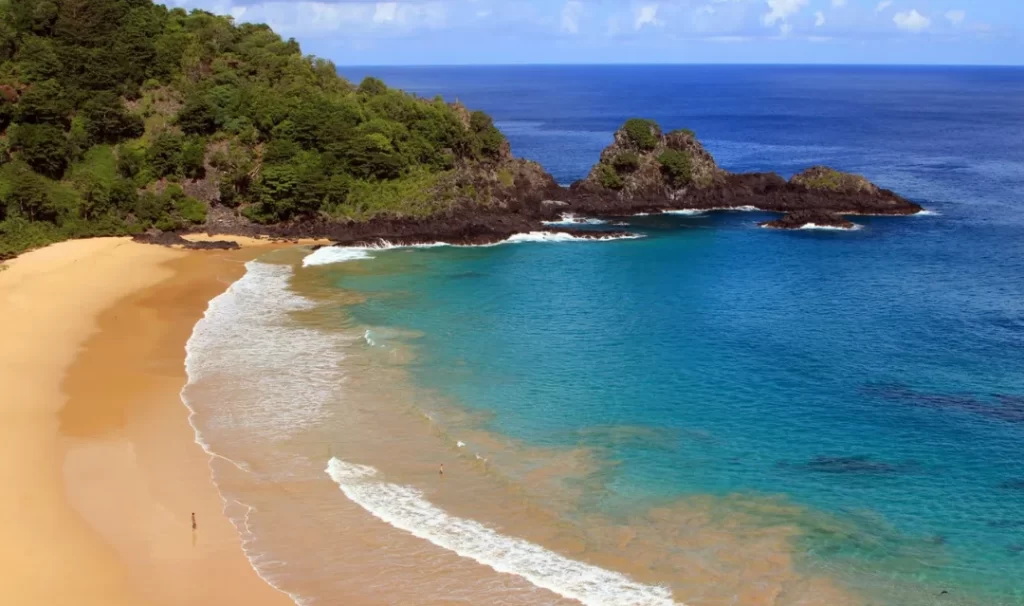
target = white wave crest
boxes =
[661,209,705,216]
[325,458,679,606]
[504,231,642,244]
[799,222,862,231]
[303,232,642,266]
[914,209,940,216]
[761,223,862,231]
[302,247,374,267]
[542,213,609,226]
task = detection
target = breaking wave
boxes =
[303,232,643,266]
[325,458,679,606]
[542,213,610,225]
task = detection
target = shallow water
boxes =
[184,66,1024,605]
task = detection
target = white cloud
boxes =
[634,4,662,30]
[814,10,825,26]
[763,0,808,26]
[560,1,583,34]
[946,10,966,26]
[876,1,893,12]
[221,1,448,37]
[779,22,792,36]
[893,9,930,32]
[831,0,846,7]
[373,2,397,23]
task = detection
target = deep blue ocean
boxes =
[332,66,1024,603]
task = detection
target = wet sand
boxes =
[0,238,294,606]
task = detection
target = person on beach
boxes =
[439,464,444,476]
[192,512,197,530]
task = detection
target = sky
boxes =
[165,0,1024,65]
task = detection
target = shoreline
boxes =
[0,238,296,606]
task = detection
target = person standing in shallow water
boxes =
[191,512,197,530]
[439,464,444,477]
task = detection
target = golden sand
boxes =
[0,238,292,606]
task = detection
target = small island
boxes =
[0,0,922,260]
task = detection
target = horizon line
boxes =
[335,62,1024,69]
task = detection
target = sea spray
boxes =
[325,457,679,606]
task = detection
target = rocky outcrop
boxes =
[578,119,725,202]
[155,117,923,248]
[132,230,240,250]
[569,120,922,218]
[791,166,879,195]
[760,210,857,230]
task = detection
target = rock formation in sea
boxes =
[179,119,924,245]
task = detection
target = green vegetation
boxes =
[622,118,660,151]
[596,163,624,190]
[791,167,874,193]
[668,128,696,138]
[0,0,507,259]
[657,149,692,187]
[611,151,640,173]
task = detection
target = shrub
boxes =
[623,118,660,151]
[657,149,692,187]
[597,163,624,190]
[612,152,640,173]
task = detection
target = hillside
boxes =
[0,0,522,258]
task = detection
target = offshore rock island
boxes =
[0,0,922,259]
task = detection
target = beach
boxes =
[0,237,299,606]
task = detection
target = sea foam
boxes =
[325,458,679,606]
[542,213,609,226]
[184,261,338,441]
[303,232,643,267]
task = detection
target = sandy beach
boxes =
[0,237,297,606]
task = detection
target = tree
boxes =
[14,35,62,82]
[81,92,144,143]
[11,123,69,178]
[15,79,71,125]
[176,95,219,135]
[358,77,387,96]
[147,132,183,178]
[3,163,58,221]
[180,139,206,179]
[657,150,692,187]
[117,143,147,180]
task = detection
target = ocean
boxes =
[184,66,1024,605]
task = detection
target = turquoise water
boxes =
[318,66,1024,603]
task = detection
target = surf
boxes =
[325,457,679,606]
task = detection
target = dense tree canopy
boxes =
[0,0,508,258]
